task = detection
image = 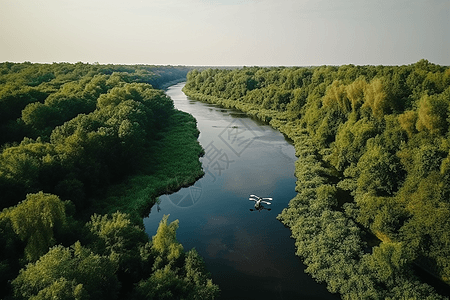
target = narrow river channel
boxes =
[144,83,338,300]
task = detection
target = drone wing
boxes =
[261,201,271,205]
[262,197,273,201]
[249,198,257,202]
[249,194,261,199]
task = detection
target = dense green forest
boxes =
[183,60,450,299]
[0,62,219,299]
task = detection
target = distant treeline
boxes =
[183,60,450,299]
[0,62,219,299]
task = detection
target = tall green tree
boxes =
[4,192,66,261]
[12,241,119,300]
[134,215,219,300]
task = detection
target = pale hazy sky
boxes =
[1,0,449,66]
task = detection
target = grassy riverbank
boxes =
[89,109,204,225]
[183,63,450,299]
[0,62,219,299]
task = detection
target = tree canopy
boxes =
[183,60,450,299]
[0,62,216,299]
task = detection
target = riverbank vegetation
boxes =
[0,62,219,299]
[183,60,450,299]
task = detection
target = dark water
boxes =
[144,83,338,300]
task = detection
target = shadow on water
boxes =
[212,258,335,300]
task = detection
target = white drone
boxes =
[249,194,273,210]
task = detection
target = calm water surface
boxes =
[144,83,338,300]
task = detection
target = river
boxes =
[143,83,338,300]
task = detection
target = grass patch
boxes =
[88,110,204,225]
